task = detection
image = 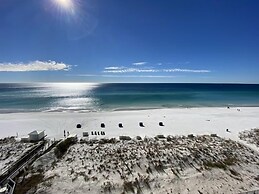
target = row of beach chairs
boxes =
[83,131,105,137]
[100,121,164,128]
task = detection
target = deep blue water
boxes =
[0,83,259,113]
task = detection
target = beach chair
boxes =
[139,122,144,127]
[83,132,89,137]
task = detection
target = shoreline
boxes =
[2,105,259,114]
[0,107,259,144]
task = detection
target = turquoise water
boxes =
[0,83,259,113]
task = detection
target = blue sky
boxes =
[0,0,259,83]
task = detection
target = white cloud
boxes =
[0,60,71,72]
[68,74,176,78]
[163,69,211,73]
[104,66,125,70]
[103,67,210,74]
[103,67,159,73]
[132,61,147,66]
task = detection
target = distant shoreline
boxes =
[1,105,259,114]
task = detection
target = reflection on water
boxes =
[36,83,99,97]
[1,83,259,113]
[0,83,100,112]
[39,83,100,112]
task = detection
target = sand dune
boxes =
[2,107,259,193]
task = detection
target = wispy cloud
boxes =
[103,67,159,73]
[103,66,210,73]
[163,69,210,73]
[132,61,147,66]
[104,66,125,70]
[0,60,71,72]
[67,74,177,78]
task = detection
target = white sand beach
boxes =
[2,107,259,194]
[0,107,259,145]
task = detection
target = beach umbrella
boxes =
[76,124,82,128]
[159,122,164,126]
[118,123,123,128]
[101,123,105,128]
[139,122,144,127]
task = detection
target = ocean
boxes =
[0,83,259,113]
